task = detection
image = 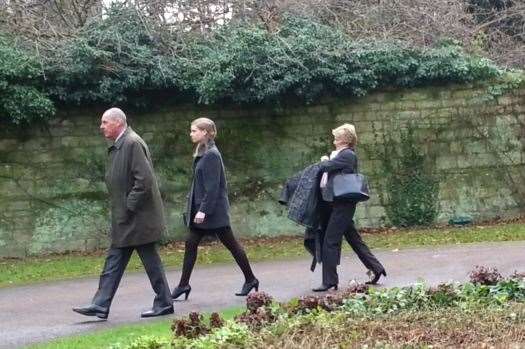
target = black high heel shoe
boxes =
[172,285,191,300]
[312,284,338,292]
[235,278,259,296]
[366,270,387,285]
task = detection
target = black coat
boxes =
[318,148,358,202]
[105,127,166,247]
[279,164,324,271]
[185,141,230,229]
[279,148,358,271]
[282,164,323,228]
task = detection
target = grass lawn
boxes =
[2,221,525,288]
[27,307,243,349]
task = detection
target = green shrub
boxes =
[179,17,502,105]
[0,35,55,125]
[44,4,180,109]
[1,8,507,125]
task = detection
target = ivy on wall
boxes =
[0,36,55,125]
[379,125,440,227]
[1,4,504,126]
[458,73,525,207]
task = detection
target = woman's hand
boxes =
[194,211,206,224]
[320,155,329,162]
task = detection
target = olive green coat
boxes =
[105,127,166,247]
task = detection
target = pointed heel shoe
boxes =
[366,270,387,285]
[235,278,259,296]
[312,284,338,292]
[172,285,192,300]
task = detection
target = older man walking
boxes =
[73,108,173,319]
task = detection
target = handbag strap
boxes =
[342,148,358,174]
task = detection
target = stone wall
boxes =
[0,82,524,257]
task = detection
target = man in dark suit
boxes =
[73,107,173,319]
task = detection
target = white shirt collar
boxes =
[330,148,343,159]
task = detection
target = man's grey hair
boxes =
[103,107,127,125]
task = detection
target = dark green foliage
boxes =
[0,36,55,125]
[177,17,376,103]
[1,8,505,125]
[45,4,181,109]
[382,126,439,227]
[179,17,502,104]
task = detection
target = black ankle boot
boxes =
[235,278,259,296]
[172,285,191,300]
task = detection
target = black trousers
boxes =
[178,226,255,287]
[320,200,385,286]
[92,242,172,310]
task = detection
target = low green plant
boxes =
[365,282,431,314]
[172,321,254,349]
[32,268,525,349]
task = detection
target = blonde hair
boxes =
[332,123,357,147]
[191,117,217,156]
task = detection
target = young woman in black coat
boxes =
[314,123,386,291]
[171,118,259,300]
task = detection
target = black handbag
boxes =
[332,172,370,202]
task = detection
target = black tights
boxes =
[178,226,256,286]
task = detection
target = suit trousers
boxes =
[92,242,172,310]
[320,200,385,286]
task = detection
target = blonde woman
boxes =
[314,123,386,291]
[171,118,259,300]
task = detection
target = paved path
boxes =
[1,241,524,348]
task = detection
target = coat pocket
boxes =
[117,209,134,225]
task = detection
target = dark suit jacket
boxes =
[185,141,230,229]
[105,127,166,247]
[318,148,357,202]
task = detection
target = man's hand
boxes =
[194,211,206,224]
[320,155,329,161]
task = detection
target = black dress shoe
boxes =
[312,284,338,292]
[366,270,387,285]
[140,305,174,318]
[235,278,259,296]
[72,304,109,319]
[172,285,191,300]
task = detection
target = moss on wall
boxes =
[0,82,524,257]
